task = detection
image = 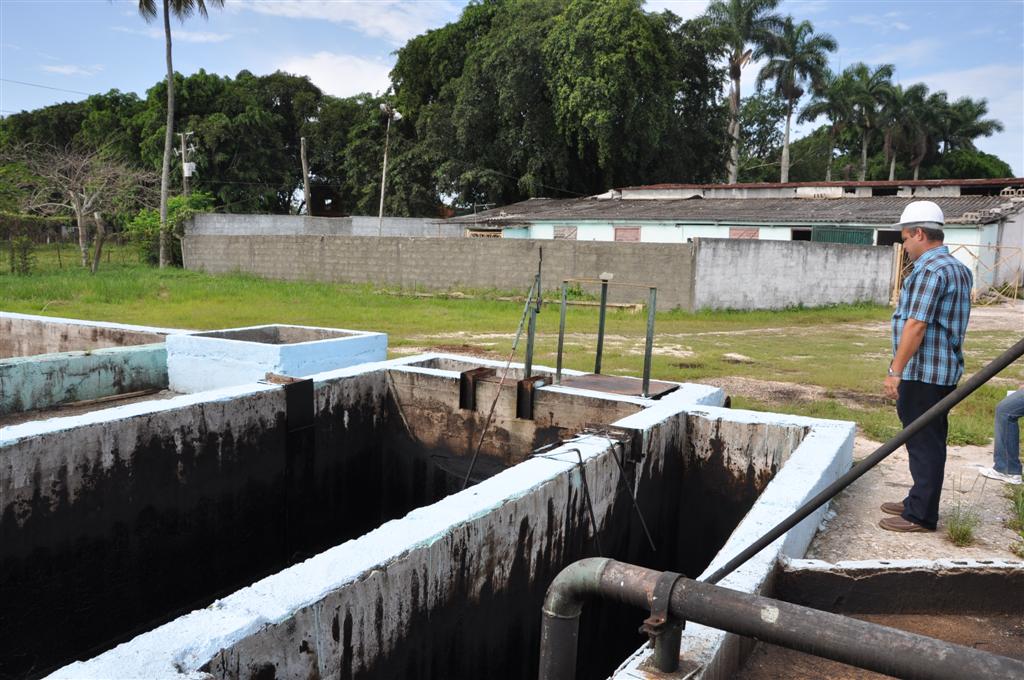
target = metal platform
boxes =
[558,373,678,398]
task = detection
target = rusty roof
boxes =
[450,195,1023,227]
[619,177,1024,190]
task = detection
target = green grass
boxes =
[946,499,981,547]
[4,243,1022,447]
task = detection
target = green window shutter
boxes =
[811,226,873,245]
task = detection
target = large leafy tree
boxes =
[942,96,1004,154]
[706,0,784,183]
[755,17,835,182]
[799,68,853,181]
[844,62,895,181]
[135,0,224,268]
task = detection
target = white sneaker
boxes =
[978,467,1023,485]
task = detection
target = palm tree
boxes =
[844,62,895,181]
[902,84,940,181]
[799,68,852,181]
[943,96,1004,153]
[880,83,909,180]
[136,0,224,268]
[706,0,785,184]
[755,18,836,182]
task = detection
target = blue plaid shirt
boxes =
[892,246,973,385]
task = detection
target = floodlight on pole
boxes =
[378,103,402,236]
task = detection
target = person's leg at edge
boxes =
[898,380,953,530]
[993,389,1024,475]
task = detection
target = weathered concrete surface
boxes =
[776,558,1024,614]
[0,311,181,358]
[692,238,894,310]
[0,344,167,415]
[187,212,463,238]
[614,406,855,680]
[1,367,397,678]
[166,324,387,393]
[181,234,696,308]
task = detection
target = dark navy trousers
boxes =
[897,380,956,530]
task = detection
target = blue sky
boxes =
[1,0,1022,175]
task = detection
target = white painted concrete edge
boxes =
[613,406,855,679]
[45,436,615,680]
[783,557,1024,571]
[0,310,192,336]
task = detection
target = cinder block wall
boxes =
[182,234,695,307]
[693,238,895,310]
[189,213,464,238]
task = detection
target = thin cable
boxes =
[0,78,91,96]
[533,447,603,557]
[460,277,538,490]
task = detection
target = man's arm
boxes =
[884,318,927,399]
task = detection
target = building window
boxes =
[554,226,578,240]
[729,227,760,239]
[466,229,501,238]
[614,226,641,242]
[791,228,812,241]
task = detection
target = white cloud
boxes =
[644,0,710,21]
[867,38,942,68]
[41,64,103,77]
[111,25,233,43]
[278,52,393,98]
[909,63,1024,175]
[848,13,910,32]
[229,0,460,45]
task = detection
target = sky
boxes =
[1,0,1022,175]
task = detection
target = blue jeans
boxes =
[994,390,1024,475]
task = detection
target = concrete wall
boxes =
[0,311,179,359]
[188,213,464,238]
[0,344,167,415]
[692,237,894,310]
[182,234,695,307]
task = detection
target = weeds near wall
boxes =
[1006,484,1024,557]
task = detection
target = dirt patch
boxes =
[737,612,1024,679]
[807,437,1022,562]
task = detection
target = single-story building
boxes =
[445,178,1024,290]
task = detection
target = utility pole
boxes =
[300,136,311,216]
[378,103,402,236]
[177,131,195,197]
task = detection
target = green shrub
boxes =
[10,235,35,275]
[124,192,214,266]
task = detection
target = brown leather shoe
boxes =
[880,501,904,516]
[879,516,932,532]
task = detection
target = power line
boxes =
[0,78,92,96]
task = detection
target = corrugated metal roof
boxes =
[618,177,1024,190]
[450,195,1023,227]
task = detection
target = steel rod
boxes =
[540,558,1024,680]
[556,282,568,384]
[525,296,537,378]
[594,279,609,374]
[641,287,656,397]
[704,335,1024,585]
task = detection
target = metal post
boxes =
[594,279,609,374]
[556,282,568,384]
[641,287,656,397]
[539,558,1024,680]
[525,279,538,378]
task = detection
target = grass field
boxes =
[3,243,1020,446]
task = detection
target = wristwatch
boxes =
[887,365,899,377]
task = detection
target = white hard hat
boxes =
[897,201,944,226]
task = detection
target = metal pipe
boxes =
[594,279,609,374]
[641,287,656,397]
[525,296,537,378]
[539,558,1024,680]
[556,281,568,384]
[704,335,1024,585]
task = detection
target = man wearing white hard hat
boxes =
[880,200,972,532]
